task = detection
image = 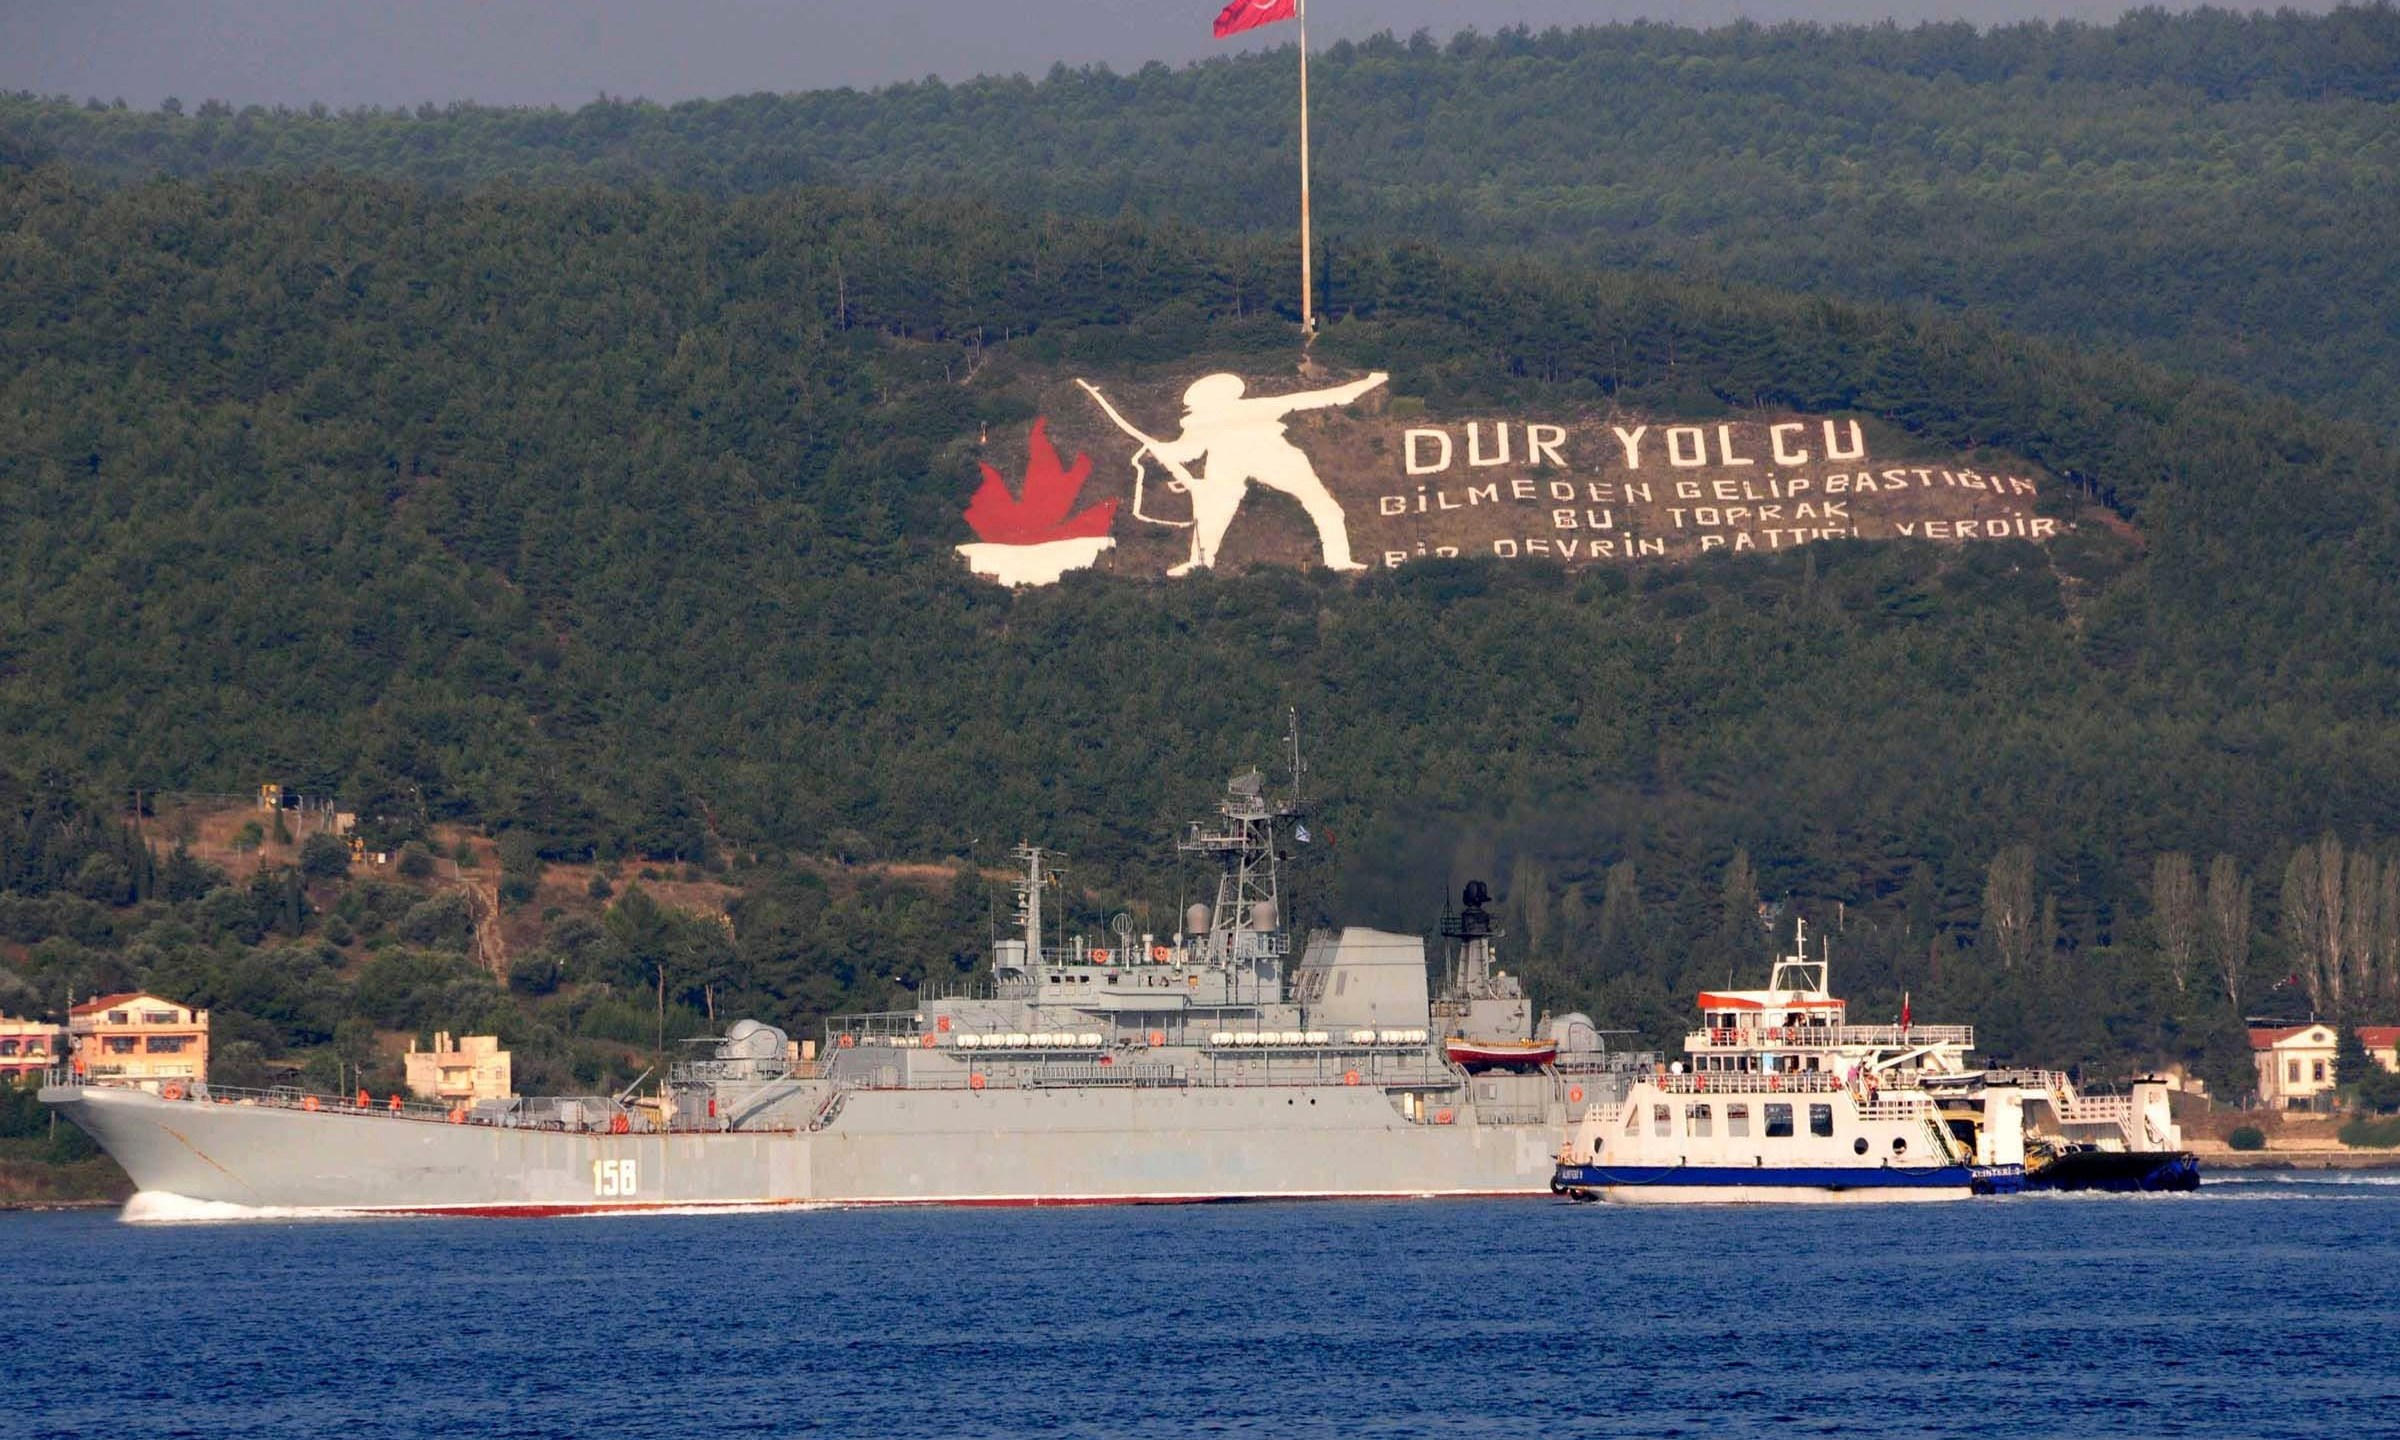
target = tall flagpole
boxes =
[1297,0,1312,345]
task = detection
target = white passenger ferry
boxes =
[1552,921,2195,1203]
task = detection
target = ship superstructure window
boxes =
[1652,1104,1672,1137]
[1764,1103,1793,1138]
[1809,1104,1834,1138]
[1686,1104,1712,1137]
[1726,1103,1751,1138]
[104,1036,139,1054]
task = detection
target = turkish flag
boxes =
[1215,0,1296,38]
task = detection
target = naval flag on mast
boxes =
[1212,0,1316,339]
[1214,0,1296,37]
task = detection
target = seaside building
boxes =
[0,1014,67,1084]
[2249,1023,2400,1109]
[403,1032,513,1105]
[68,993,209,1092]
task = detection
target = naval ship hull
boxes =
[46,1082,1572,1216]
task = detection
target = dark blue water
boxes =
[15,1173,2400,1439]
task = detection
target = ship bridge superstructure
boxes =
[1680,919,1974,1087]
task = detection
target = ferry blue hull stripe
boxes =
[1554,1163,1974,1190]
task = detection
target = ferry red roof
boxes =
[1696,993,1843,1011]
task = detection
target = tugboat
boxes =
[1551,920,2199,1203]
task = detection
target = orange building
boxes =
[0,1014,67,1083]
[403,1032,513,1105]
[69,992,210,1092]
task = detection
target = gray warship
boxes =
[45,761,1646,1215]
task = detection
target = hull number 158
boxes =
[593,1158,638,1197]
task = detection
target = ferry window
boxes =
[1809,1104,1834,1138]
[1726,1104,1751,1138]
[1687,1104,1712,1138]
[1764,1103,1793,1138]
[1893,1137,1909,1154]
[1854,1137,1868,1155]
[1653,1104,1672,1137]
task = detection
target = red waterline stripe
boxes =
[363,1189,1542,1218]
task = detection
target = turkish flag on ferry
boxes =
[1215,0,1296,38]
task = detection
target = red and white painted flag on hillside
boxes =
[1214,0,1296,38]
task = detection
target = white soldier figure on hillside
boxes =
[1080,370,1387,574]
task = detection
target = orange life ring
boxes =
[1433,1108,1455,1125]
[969,1073,986,1091]
[1695,1075,1708,1092]
[1343,1070,1360,1086]
[838,1033,856,1049]
[1769,1076,1782,1092]
[1567,1086,1584,1104]
[160,1083,185,1102]
[936,1015,952,1034]
[1091,948,1113,964]
[920,1033,937,1049]
[1153,946,1173,963]
[303,1095,320,1112]
[1098,1054,1114,1067]
[1147,1030,1165,1047]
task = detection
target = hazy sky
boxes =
[0,0,2329,109]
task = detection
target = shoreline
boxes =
[2193,1149,2400,1171]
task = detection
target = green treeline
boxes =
[2,159,2398,1092]
[4,8,2399,428]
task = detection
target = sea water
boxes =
[14,1173,2400,1438]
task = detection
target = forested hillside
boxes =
[5,8,2398,429]
[3,157,2398,1098]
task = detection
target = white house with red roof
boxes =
[2250,1023,2400,1108]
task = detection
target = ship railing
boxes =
[1554,1053,1662,1077]
[1856,1097,1938,1121]
[1687,1024,1975,1050]
[824,1012,923,1046]
[1650,1072,1846,1095]
[99,1084,667,1132]
[672,1058,797,1084]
